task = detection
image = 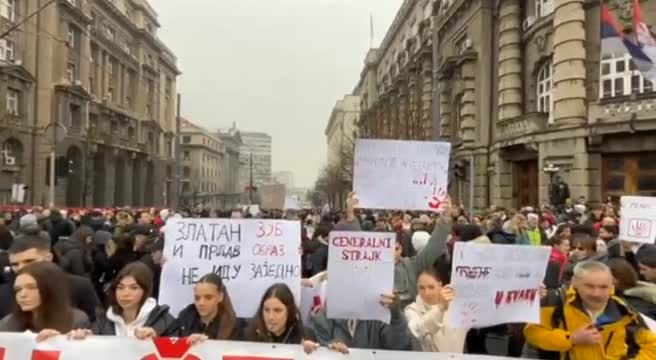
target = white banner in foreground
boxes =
[161,219,301,317]
[353,139,451,211]
[449,242,551,329]
[0,333,519,360]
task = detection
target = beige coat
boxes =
[404,296,468,353]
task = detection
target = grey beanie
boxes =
[19,214,37,229]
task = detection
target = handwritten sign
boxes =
[160,219,301,317]
[326,231,395,323]
[620,196,656,244]
[449,242,550,328]
[353,139,451,211]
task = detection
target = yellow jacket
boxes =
[524,287,656,360]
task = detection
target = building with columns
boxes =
[0,0,179,207]
[325,94,359,168]
[357,0,437,141]
[356,0,656,211]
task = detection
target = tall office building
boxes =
[238,131,272,188]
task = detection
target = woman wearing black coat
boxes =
[175,273,244,343]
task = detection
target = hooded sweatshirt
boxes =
[106,297,157,337]
[404,295,468,353]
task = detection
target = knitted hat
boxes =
[412,231,431,254]
[19,214,37,229]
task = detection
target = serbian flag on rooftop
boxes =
[600,2,627,56]
[631,0,656,83]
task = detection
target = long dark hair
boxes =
[13,262,73,332]
[108,262,153,316]
[245,283,302,342]
[195,273,237,340]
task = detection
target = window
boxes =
[6,89,18,115]
[67,26,76,48]
[110,120,118,134]
[107,87,113,102]
[1,0,15,22]
[183,151,190,160]
[69,104,81,129]
[66,63,76,82]
[600,52,654,98]
[182,136,191,144]
[536,0,553,17]
[604,153,656,198]
[537,60,554,121]
[127,126,135,138]
[0,39,15,62]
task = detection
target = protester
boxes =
[0,262,89,339]
[608,258,656,320]
[175,273,242,341]
[312,292,413,352]
[0,235,99,320]
[524,261,656,359]
[91,262,176,338]
[404,268,467,353]
[544,235,570,289]
[244,283,320,354]
[55,225,94,277]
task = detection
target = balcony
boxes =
[497,112,548,140]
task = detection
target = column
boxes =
[460,61,477,144]
[421,56,433,139]
[497,0,523,122]
[438,78,452,137]
[552,0,587,125]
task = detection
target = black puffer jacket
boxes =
[175,304,244,340]
[92,301,177,336]
[54,236,93,276]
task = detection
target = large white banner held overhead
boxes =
[353,139,451,211]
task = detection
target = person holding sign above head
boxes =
[0,262,90,341]
[404,267,468,353]
[174,273,243,344]
[71,262,177,340]
[245,283,320,354]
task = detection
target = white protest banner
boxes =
[353,139,451,211]
[326,231,395,323]
[449,242,551,328]
[620,196,656,244]
[161,219,301,317]
[0,333,519,360]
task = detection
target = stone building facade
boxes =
[356,0,656,211]
[217,124,243,209]
[179,118,225,209]
[357,0,437,141]
[0,0,179,207]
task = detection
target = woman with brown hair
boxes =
[89,261,176,338]
[175,273,242,343]
[0,262,89,340]
[245,283,319,353]
[608,258,656,320]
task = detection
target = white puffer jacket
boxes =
[404,296,468,353]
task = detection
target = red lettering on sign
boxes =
[140,337,201,360]
[341,249,382,261]
[256,222,283,238]
[252,244,285,257]
[31,350,61,360]
[494,288,539,308]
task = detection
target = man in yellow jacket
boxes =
[524,260,656,360]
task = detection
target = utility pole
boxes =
[175,93,182,210]
[249,152,253,205]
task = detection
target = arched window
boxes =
[537,60,553,119]
[600,52,653,98]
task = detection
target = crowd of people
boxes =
[0,194,654,359]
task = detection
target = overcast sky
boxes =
[149,0,400,188]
